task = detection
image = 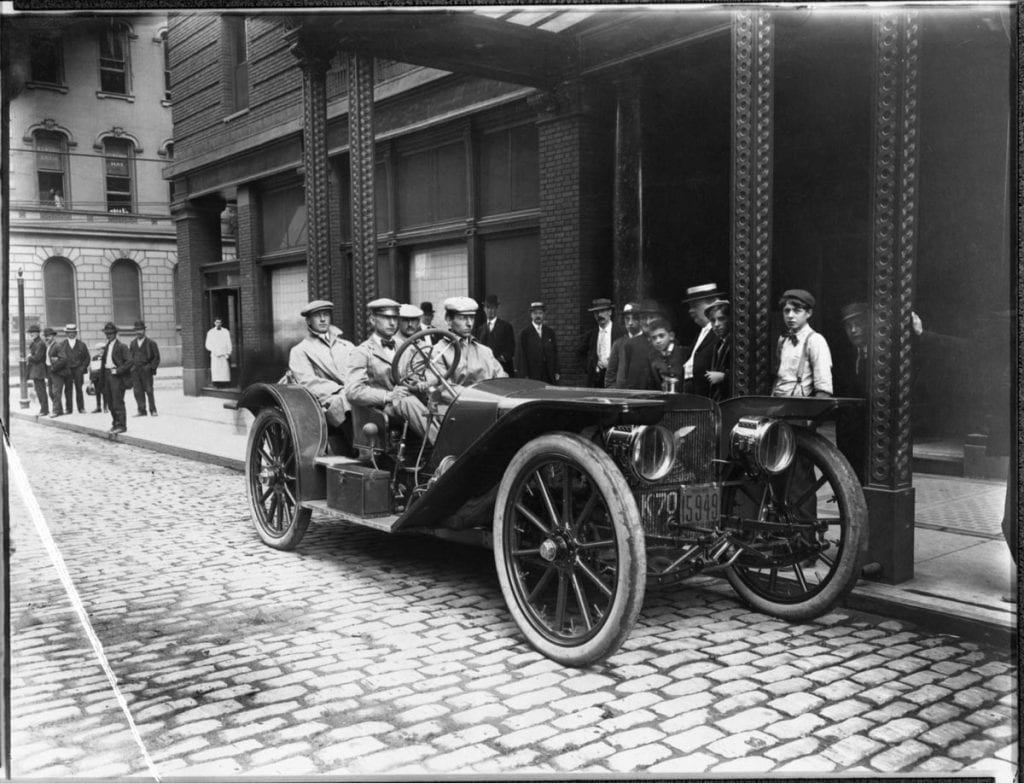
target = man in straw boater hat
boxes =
[680,282,724,396]
[99,321,132,433]
[288,299,356,431]
[475,294,516,377]
[578,297,624,388]
[516,301,560,384]
[63,324,92,414]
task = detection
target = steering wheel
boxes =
[390,328,461,391]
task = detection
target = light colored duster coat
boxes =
[288,325,355,413]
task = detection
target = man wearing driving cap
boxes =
[346,298,435,443]
[578,298,624,388]
[611,299,662,390]
[26,324,50,416]
[129,320,161,417]
[432,296,506,404]
[517,301,560,384]
[100,321,131,433]
[680,283,723,396]
[63,324,91,414]
[45,326,71,417]
[289,300,355,430]
[474,294,516,376]
[396,303,425,348]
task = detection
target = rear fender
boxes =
[238,383,328,501]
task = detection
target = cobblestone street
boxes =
[7,421,1018,778]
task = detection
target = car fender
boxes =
[718,395,865,454]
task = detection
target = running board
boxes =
[301,499,400,533]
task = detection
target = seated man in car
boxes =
[432,296,508,405]
[346,297,436,443]
[288,299,355,428]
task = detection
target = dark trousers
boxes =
[65,370,86,413]
[49,374,68,414]
[93,375,107,412]
[103,371,127,429]
[32,378,49,414]
[133,369,157,414]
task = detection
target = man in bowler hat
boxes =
[100,322,131,433]
[517,302,560,384]
[129,320,161,416]
[475,294,516,376]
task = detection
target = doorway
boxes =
[207,287,241,388]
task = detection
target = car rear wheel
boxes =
[494,432,646,667]
[246,407,311,550]
[723,428,867,619]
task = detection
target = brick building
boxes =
[165,7,1013,582]
[5,14,188,365]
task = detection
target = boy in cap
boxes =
[433,296,507,403]
[612,299,662,390]
[475,294,516,376]
[578,298,624,388]
[288,300,355,429]
[646,317,687,392]
[771,289,833,397]
[517,301,560,384]
[45,326,70,417]
[346,298,435,443]
[26,324,49,416]
[680,283,724,396]
[63,324,91,414]
[129,320,161,416]
[100,322,132,433]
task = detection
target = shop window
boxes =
[43,257,76,327]
[396,141,467,228]
[408,244,469,311]
[260,184,306,254]
[224,15,248,112]
[481,124,539,215]
[110,259,141,325]
[103,139,134,213]
[270,264,308,349]
[34,130,68,207]
[30,35,64,85]
[99,22,130,94]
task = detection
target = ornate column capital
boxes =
[528,79,596,122]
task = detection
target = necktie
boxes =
[788,332,799,346]
[381,339,395,350]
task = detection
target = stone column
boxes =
[612,72,644,305]
[862,9,920,584]
[348,51,377,341]
[172,195,225,396]
[730,9,774,396]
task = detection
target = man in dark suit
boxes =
[577,297,624,388]
[129,320,161,416]
[475,294,516,376]
[100,321,132,433]
[835,301,869,483]
[26,324,49,416]
[612,299,661,390]
[680,283,723,396]
[516,301,560,384]
[45,327,71,417]
[63,324,91,414]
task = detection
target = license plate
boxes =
[640,483,721,529]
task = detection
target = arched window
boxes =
[34,130,68,207]
[103,138,134,213]
[110,259,141,325]
[43,257,76,326]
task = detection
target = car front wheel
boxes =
[246,407,312,551]
[493,432,646,667]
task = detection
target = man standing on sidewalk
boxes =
[26,324,49,416]
[45,327,70,418]
[63,324,91,414]
[130,320,161,417]
[101,322,131,434]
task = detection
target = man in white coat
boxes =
[205,318,233,387]
[288,300,355,428]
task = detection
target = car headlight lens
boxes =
[730,416,796,475]
[630,425,676,482]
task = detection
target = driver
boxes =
[288,299,355,428]
[432,296,507,404]
[345,297,435,443]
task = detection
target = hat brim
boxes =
[682,291,724,303]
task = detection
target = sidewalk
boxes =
[6,374,1017,649]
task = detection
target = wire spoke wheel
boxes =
[724,429,867,619]
[494,433,645,666]
[246,407,311,550]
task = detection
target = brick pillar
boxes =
[533,81,612,387]
[172,195,225,396]
[862,9,920,584]
[348,51,377,342]
[730,8,775,397]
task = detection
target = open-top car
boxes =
[237,327,868,666]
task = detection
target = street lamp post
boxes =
[17,269,29,409]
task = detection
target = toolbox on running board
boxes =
[326,464,391,515]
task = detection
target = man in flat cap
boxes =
[26,324,49,416]
[835,301,870,481]
[475,294,516,377]
[44,326,71,417]
[772,288,833,398]
[100,321,132,433]
[346,298,435,442]
[611,299,662,390]
[129,320,161,417]
[680,283,724,396]
[578,298,623,388]
[517,301,560,384]
[289,300,355,430]
[63,324,91,414]
[433,297,506,404]
[396,303,425,348]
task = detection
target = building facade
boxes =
[6,14,182,364]
[166,7,1013,582]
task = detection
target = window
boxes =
[43,258,76,326]
[270,264,308,349]
[103,139,134,213]
[165,142,175,204]
[408,244,469,309]
[34,131,68,207]
[481,124,539,215]
[99,22,130,94]
[160,29,171,101]
[260,184,306,254]
[396,141,467,228]
[172,263,180,328]
[30,35,64,85]
[224,16,248,112]
[110,259,141,325]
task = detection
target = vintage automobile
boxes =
[237,328,868,667]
